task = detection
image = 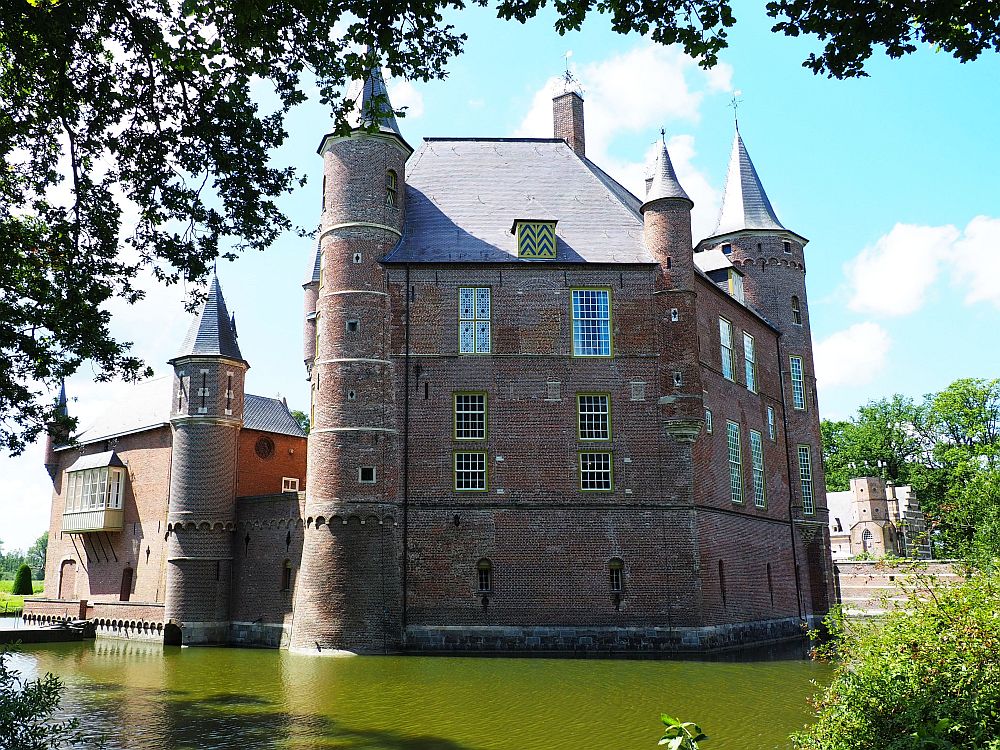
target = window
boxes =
[459,287,491,354]
[609,558,624,593]
[790,356,805,410]
[721,243,732,255]
[177,371,186,411]
[726,421,743,504]
[719,318,734,380]
[385,170,398,208]
[346,319,360,333]
[791,296,802,325]
[577,394,610,441]
[281,477,299,492]
[515,220,557,259]
[281,560,292,592]
[749,430,766,508]
[454,393,487,440]
[225,373,234,415]
[767,406,776,441]
[798,445,814,515]
[65,466,126,512]
[255,436,275,459]
[455,452,487,491]
[705,409,713,434]
[579,452,613,492]
[783,240,791,254]
[359,467,376,484]
[729,270,745,303]
[477,559,492,592]
[571,289,612,357]
[199,371,208,413]
[861,528,873,551]
[743,333,757,393]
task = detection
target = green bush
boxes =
[11,564,32,596]
[0,646,84,749]
[792,567,1000,750]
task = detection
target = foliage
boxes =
[3,3,997,455]
[0,646,85,749]
[658,715,708,750]
[27,533,47,574]
[792,568,1000,750]
[11,564,32,596]
[290,409,311,435]
[0,533,47,580]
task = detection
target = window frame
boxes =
[743,332,757,393]
[477,559,493,592]
[358,466,377,484]
[791,295,802,326]
[719,317,734,380]
[767,406,776,441]
[281,477,300,493]
[749,429,766,508]
[454,451,488,492]
[453,392,488,441]
[578,451,614,492]
[790,356,806,410]
[385,169,398,208]
[705,408,713,434]
[65,466,126,513]
[577,393,611,442]
[570,288,613,358]
[798,445,815,515]
[458,287,492,355]
[728,270,745,303]
[609,558,624,593]
[726,421,744,505]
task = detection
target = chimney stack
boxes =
[553,91,585,157]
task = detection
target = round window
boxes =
[255,436,275,460]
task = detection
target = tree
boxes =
[4,2,997,455]
[26,532,47,576]
[0,647,86,749]
[11,564,32,596]
[290,409,311,436]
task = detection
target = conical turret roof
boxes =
[713,128,785,235]
[642,139,692,211]
[346,62,402,138]
[55,380,68,418]
[170,274,245,364]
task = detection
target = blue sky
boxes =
[1,7,998,551]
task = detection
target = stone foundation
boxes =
[229,621,290,648]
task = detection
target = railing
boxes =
[62,508,124,533]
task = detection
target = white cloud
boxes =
[814,322,892,390]
[388,79,424,120]
[952,215,1000,309]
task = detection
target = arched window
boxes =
[385,170,398,208]
[609,558,624,592]
[791,296,802,325]
[281,559,293,592]
[476,558,492,593]
[861,528,873,552]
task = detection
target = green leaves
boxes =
[658,714,708,749]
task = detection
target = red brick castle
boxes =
[28,66,834,652]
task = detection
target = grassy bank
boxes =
[0,579,44,615]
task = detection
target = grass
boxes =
[0,579,45,615]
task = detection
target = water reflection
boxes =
[11,641,831,750]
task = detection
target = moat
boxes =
[7,636,832,749]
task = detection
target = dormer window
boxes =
[728,269,745,303]
[512,219,557,259]
[385,170,398,208]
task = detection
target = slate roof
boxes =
[693,247,734,273]
[61,376,305,447]
[642,140,691,208]
[66,451,125,472]
[384,138,653,264]
[346,65,402,138]
[712,128,786,237]
[171,275,244,363]
[306,240,321,285]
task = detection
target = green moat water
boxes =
[9,639,832,749]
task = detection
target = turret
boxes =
[289,61,410,654]
[43,381,69,482]
[163,274,247,645]
[303,240,321,378]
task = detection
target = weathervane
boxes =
[729,89,744,128]
[562,50,583,94]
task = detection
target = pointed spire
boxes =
[713,128,785,236]
[230,312,238,339]
[170,274,245,364]
[347,55,402,138]
[306,239,321,285]
[641,135,692,211]
[55,379,68,418]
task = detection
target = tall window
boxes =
[225,373,233,415]
[454,393,487,440]
[571,289,612,357]
[477,559,493,592]
[798,445,814,515]
[767,406,776,441]
[579,452,613,491]
[743,333,757,393]
[749,430,766,508]
[719,318,734,380]
[861,528,873,552]
[729,270,745,303]
[459,287,491,354]
[455,452,487,491]
[577,394,610,441]
[791,296,802,325]
[705,409,713,434]
[790,356,805,410]
[609,558,624,592]
[66,466,126,513]
[726,421,743,504]
[385,170,398,208]
[281,560,292,592]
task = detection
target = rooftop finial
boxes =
[561,50,583,95]
[729,89,743,129]
[660,127,666,145]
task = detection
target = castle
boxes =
[26,65,834,653]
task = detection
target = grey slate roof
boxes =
[346,65,402,138]
[712,128,786,237]
[385,138,653,264]
[244,395,307,438]
[66,451,125,472]
[694,247,734,273]
[306,240,321,285]
[171,275,245,363]
[642,140,692,208]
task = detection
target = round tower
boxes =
[302,240,321,379]
[289,63,412,654]
[164,275,247,645]
[695,126,833,618]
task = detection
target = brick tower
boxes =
[289,63,413,654]
[164,275,247,645]
[696,126,834,620]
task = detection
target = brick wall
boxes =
[236,429,307,497]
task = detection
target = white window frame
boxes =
[454,393,487,441]
[719,318,734,380]
[579,452,613,492]
[459,287,491,354]
[749,430,766,508]
[281,477,300,492]
[726,421,743,504]
[798,445,815,515]
[743,332,757,393]
[577,394,611,441]
[571,289,612,357]
[705,409,713,434]
[454,452,487,491]
[790,356,805,410]
[65,466,126,513]
[359,467,377,485]
[767,406,776,441]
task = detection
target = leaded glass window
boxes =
[459,287,491,354]
[798,446,814,515]
[727,421,743,504]
[571,289,612,357]
[790,356,805,410]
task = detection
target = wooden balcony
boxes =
[62,508,124,533]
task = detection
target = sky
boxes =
[1,6,998,551]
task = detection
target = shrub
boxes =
[11,564,32,596]
[0,646,84,749]
[792,568,1000,750]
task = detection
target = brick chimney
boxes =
[553,91,585,157]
